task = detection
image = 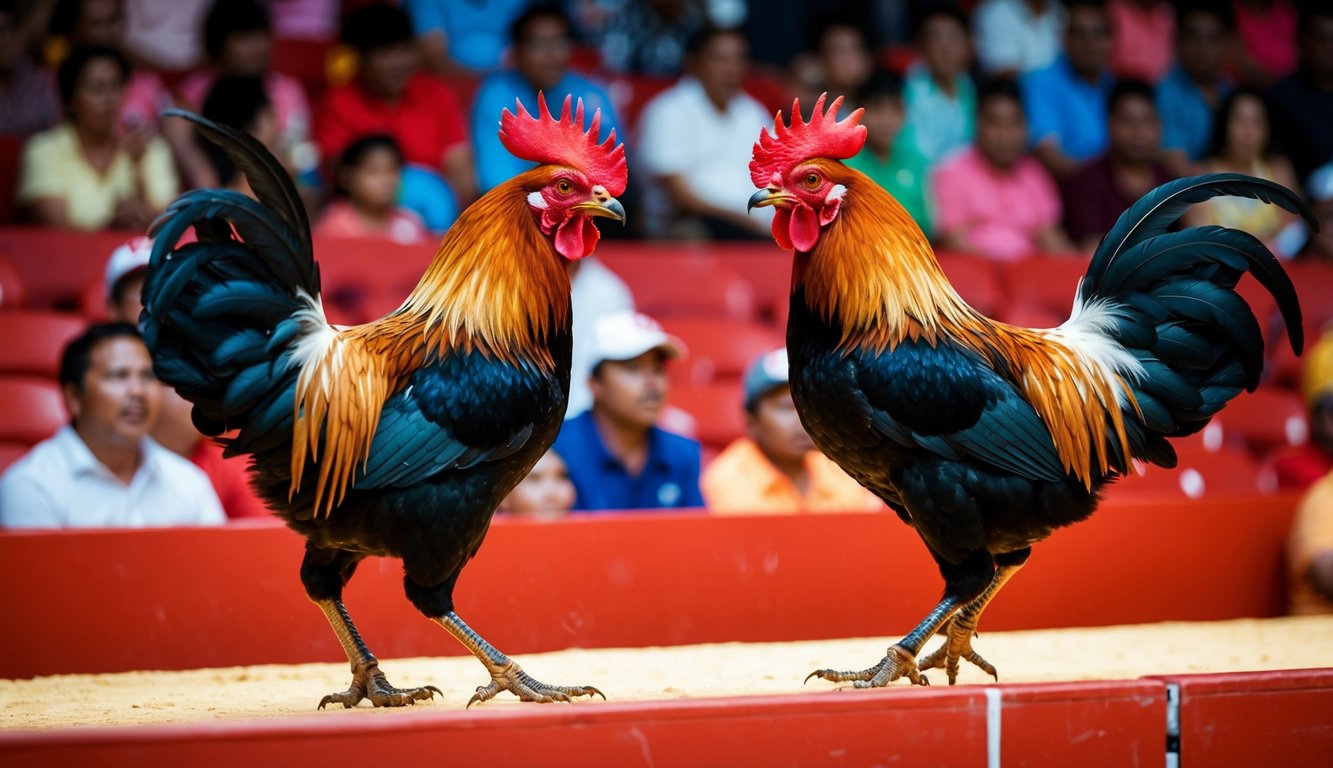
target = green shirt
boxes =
[844,141,933,237]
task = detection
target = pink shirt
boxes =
[314,199,433,245]
[1234,0,1298,80]
[119,70,171,131]
[176,71,311,148]
[1108,1,1175,82]
[932,147,1062,263]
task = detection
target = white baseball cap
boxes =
[590,310,685,367]
[104,236,153,297]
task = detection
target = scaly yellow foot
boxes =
[804,644,928,688]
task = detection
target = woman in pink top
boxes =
[1107,0,1175,82]
[315,135,432,245]
[932,78,1073,262]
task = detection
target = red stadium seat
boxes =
[936,252,1004,316]
[0,441,28,473]
[607,253,758,321]
[0,135,21,225]
[999,254,1088,324]
[1109,445,1267,499]
[0,258,24,308]
[0,377,67,445]
[670,381,746,454]
[0,310,86,377]
[269,38,333,96]
[1212,385,1309,457]
[661,317,782,389]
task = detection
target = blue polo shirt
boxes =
[1157,65,1230,163]
[1021,55,1114,163]
[552,411,704,513]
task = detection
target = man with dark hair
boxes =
[1062,79,1174,250]
[470,3,619,193]
[0,323,224,528]
[845,70,932,235]
[317,1,475,218]
[932,77,1072,261]
[1156,2,1233,175]
[553,311,703,512]
[1266,6,1333,184]
[637,24,773,239]
[1021,0,1115,179]
[901,4,975,167]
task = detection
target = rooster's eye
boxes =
[555,180,573,195]
[803,173,820,188]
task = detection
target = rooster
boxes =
[140,95,626,707]
[747,95,1312,687]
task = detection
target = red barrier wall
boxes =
[0,495,1299,679]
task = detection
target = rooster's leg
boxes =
[806,548,1001,688]
[919,548,1030,685]
[303,546,441,709]
[432,611,605,707]
[313,598,443,709]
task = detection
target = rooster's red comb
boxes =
[749,93,866,187]
[500,93,627,196]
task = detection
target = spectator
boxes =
[406,0,531,77]
[497,450,575,521]
[0,0,60,137]
[811,15,875,117]
[18,45,178,231]
[590,0,706,76]
[1107,0,1174,82]
[1233,0,1297,86]
[1021,0,1115,179]
[170,0,312,189]
[567,255,635,417]
[1062,79,1173,251]
[971,0,1065,78]
[933,77,1072,262]
[314,135,432,245]
[637,24,772,239]
[844,70,932,237]
[1156,2,1233,176]
[1288,468,1333,615]
[317,2,475,226]
[702,348,882,514]
[471,4,619,194]
[1182,88,1299,254]
[0,323,226,528]
[1265,6,1333,185]
[552,310,704,512]
[899,5,975,168]
[48,0,170,134]
[198,75,280,197]
[1271,329,1333,490]
[1295,162,1333,263]
[120,0,210,72]
[102,239,271,520]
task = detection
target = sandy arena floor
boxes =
[2,615,1331,730]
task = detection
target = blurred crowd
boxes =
[1,0,1333,614]
[0,0,1330,261]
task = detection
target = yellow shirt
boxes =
[702,437,885,515]
[17,122,178,231]
[1288,471,1333,616]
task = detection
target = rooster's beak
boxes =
[748,188,796,211]
[573,197,626,224]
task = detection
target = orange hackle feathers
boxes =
[750,93,866,187]
[799,164,1139,488]
[500,93,627,196]
[288,170,573,518]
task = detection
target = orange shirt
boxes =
[702,438,885,515]
[1288,472,1333,615]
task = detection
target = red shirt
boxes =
[190,439,271,520]
[316,74,467,170]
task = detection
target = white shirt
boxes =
[636,76,775,236]
[567,256,635,417]
[0,426,227,529]
[972,0,1066,76]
